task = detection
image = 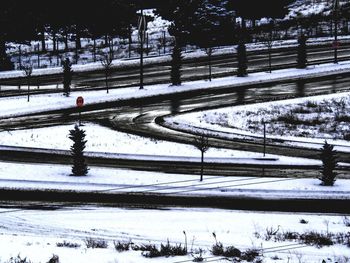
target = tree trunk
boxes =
[52,32,57,52]
[105,73,109,93]
[64,31,68,51]
[105,34,109,47]
[200,151,204,181]
[93,38,96,62]
[75,25,81,49]
[268,47,272,73]
[252,19,256,28]
[208,51,212,81]
[41,27,46,52]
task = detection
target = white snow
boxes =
[0,204,348,263]
[167,91,350,153]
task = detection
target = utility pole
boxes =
[263,119,266,157]
[333,0,339,63]
[138,8,147,90]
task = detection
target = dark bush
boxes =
[6,255,32,263]
[241,249,260,262]
[56,241,81,248]
[335,115,350,123]
[299,219,309,224]
[131,243,156,251]
[223,246,241,257]
[114,241,131,252]
[211,242,224,256]
[84,238,108,249]
[300,231,333,248]
[47,254,59,263]
[306,101,317,108]
[141,241,187,258]
[142,245,162,258]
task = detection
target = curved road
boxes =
[0,40,350,96]
[0,73,349,178]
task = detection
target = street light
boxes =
[138,8,147,90]
[262,118,267,157]
[333,0,339,64]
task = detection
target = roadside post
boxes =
[138,8,147,90]
[333,0,339,63]
[263,119,266,157]
[76,96,84,126]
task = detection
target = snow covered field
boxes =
[167,91,350,153]
[0,205,349,263]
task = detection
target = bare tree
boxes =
[194,134,209,181]
[260,22,276,73]
[23,63,33,102]
[101,46,114,94]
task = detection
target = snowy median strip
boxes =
[0,123,320,167]
[0,161,348,200]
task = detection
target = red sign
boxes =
[76,96,84,107]
[332,41,340,48]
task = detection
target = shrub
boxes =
[264,226,280,241]
[306,101,317,108]
[343,132,350,141]
[223,246,241,258]
[211,242,224,256]
[6,255,32,263]
[241,249,260,262]
[192,248,204,262]
[84,238,108,249]
[131,243,156,251]
[141,245,162,258]
[114,241,131,252]
[299,219,309,224]
[335,115,350,123]
[300,231,333,248]
[141,241,187,258]
[344,216,350,227]
[56,241,80,248]
[319,141,337,186]
[160,240,187,257]
[47,255,59,263]
[292,106,311,114]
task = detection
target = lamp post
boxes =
[262,119,266,157]
[138,8,147,90]
[333,0,339,64]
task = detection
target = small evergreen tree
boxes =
[62,58,72,97]
[170,42,182,86]
[319,141,337,186]
[297,34,307,69]
[236,40,248,77]
[69,125,88,176]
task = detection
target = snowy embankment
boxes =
[0,205,348,263]
[166,92,350,153]
[0,160,348,200]
[2,61,350,119]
